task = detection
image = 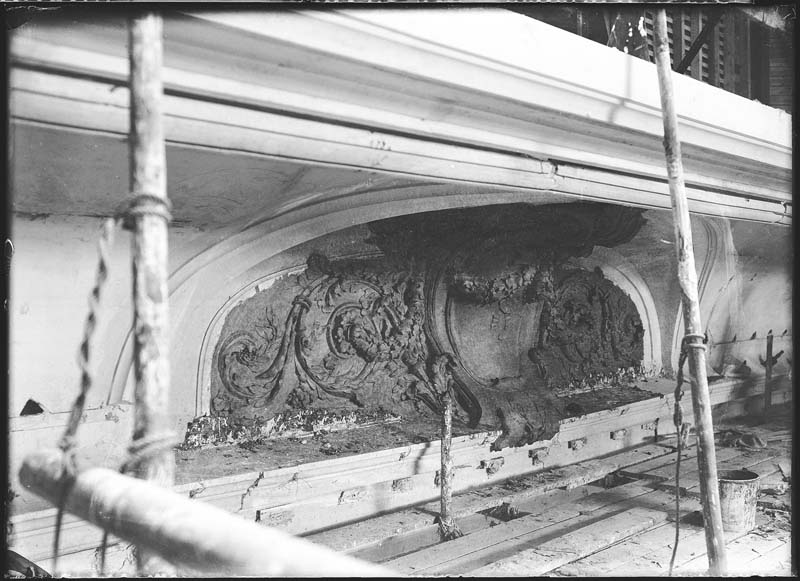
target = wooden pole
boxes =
[439,387,457,538]
[674,11,723,74]
[128,11,174,574]
[653,9,728,576]
[764,331,774,413]
[19,451,392,577]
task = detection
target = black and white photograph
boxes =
[3,2,794,577]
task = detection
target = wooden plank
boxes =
[741,542,792,576]
[394,477,688,575]
[348,512,500,564]
[557,447,789,576]
[674,450,787,498]
[618,444,698,479]
[384,506,582,574]
[431,442,678,517]
[553,513,704,576]
[469,507,667,576]
[623,445,741,487]
[726,537,791,575]
[570,509,758,576]
[307,506,435,554]
[674,514,786,575]
[308,442,674,554]
[513,447,760,575]
[8,382,759,565]
[342,432,783,575]
[329,440,743,572]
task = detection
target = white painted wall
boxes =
[7,207,792,518]
[8,215,211,415]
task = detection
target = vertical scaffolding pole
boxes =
[653,9,727,576]
[438,385,464,541]
[763,331,774,413]
[128,11,175,575]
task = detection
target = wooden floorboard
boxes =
[552,422,792,577]
[552,519,705,576]
[742,542,793,576]
[308,442,675,555]
[384,506,583,574]
[318,417,791,577]
[674,513,787,575]
[469,507,667,577]
[391,478,702,575]
[348,512,501,564]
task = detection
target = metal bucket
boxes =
[718,469,760,533]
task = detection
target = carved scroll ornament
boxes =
[212,203,647,447]
[213,255,452,420]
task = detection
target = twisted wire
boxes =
[53,218,118,575]
[55,194,171,574]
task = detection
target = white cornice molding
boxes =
[9,9,792,223]
[187,9,791,159]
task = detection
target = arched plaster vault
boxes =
[107,183,573,421]
[106,183,661,428]
[572,247,662,374]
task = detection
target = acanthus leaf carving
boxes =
[212,202,649,449]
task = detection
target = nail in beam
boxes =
[19,451,393,577]
[128,11,174,574]
[653,9,728,576]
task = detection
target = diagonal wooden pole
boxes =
[674,11,723,75]
[128,11,175,575]
[653,9,728,576]
[19,451,392,577]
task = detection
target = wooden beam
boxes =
[653,9,728,576]
[128,11,174,575]
[675,11,723,74]
[739,6,789,32]
[19,450,392,577]
[763,331,774,413]
[469,507,665,576]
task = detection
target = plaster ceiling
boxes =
[12,122,582,233]
[10,123,442,230]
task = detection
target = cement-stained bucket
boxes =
[718,469,760,532]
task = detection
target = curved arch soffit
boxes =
[107,185,574,405]
[572,247,663,373]
[192,246,663,418]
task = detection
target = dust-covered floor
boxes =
[175,383,662,484]
[302,405,792,576]
[551,407,793,577]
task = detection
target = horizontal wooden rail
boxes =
[19,450,394,577]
